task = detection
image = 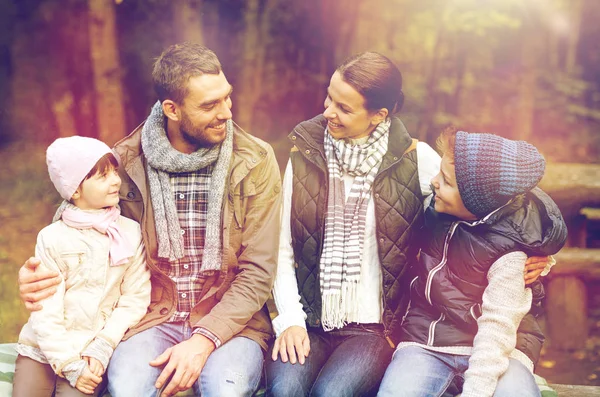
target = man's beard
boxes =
[180,112,215,149]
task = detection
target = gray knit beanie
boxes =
[454,131,546,218]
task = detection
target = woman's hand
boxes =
[271,325,311,365]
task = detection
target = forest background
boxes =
[0,0,599,386]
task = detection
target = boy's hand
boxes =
[18,257,61,311]
[75,365,102,395]
[84,356,105,377]
[524,255,550,285]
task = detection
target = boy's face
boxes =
[72,166,121,210]
[431,155,477,220]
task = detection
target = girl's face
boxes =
[323,72,387,141]
[430,155,477,220]
[72,166,121,210]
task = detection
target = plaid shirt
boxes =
[157,164,221,347]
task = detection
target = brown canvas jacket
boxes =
[113,121,282,350]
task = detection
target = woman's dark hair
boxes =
[336,52,404,115]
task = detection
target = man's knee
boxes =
[199,337,264,397]
[199,367,263,397]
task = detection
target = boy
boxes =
[378,128,567,397]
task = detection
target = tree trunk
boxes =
[235,0,268,130]
[515,21,539,142]
[173,0,204,44]
[566,0,584,75]
[88,0,127,146]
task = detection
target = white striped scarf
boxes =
[320,119,391,330]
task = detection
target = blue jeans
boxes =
[107,321,264,397]
[377,346,541,397]
[265,324,394,397]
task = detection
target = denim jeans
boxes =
[265,324,394,397]
[107,321,264,397]
[377,345,541,397]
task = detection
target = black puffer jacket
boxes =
[401,187,567,364]
[288,115,423,344]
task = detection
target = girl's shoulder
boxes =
[116,215,142,241]
[36,220,73,243]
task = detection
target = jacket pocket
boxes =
[58,250,88,282]
[469,303,482,321]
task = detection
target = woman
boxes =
[266,52,441,396]
[266,52,549,397]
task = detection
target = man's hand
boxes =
[75,365,102,395]
[271,325,310,365]
[83,356,105,377]
[150,333,216,397]
[18,257,62,311]
[525,255,551,285]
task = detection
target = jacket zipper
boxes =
[427,312,445,345]
[424,222,460,304]
[423,204,507,305]
[400,276,419,325]
[422,201,512,344]
[373,146,409,347]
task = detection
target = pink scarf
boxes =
[61,205,134,266]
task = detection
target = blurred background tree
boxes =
[2,0,598,161]
[1,0,599,385]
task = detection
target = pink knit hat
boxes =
[46,136,113,200]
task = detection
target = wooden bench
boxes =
[545,247,600,350]
[538,164,600,351]
[552,383,600,396]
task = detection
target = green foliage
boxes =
[0,142,60,343]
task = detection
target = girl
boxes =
[13,136,151,397]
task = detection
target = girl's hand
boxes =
[271,325,311,365]
[84,356,105,377]
[75,365,102,395]
[525,255,551,285]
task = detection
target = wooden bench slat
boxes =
[551,248,600,277]
[550,383,600,396]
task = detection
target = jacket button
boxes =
[379,238,385,243]
[305,150,310,155]
[127,192,135,199]
[393,156,399,161]
[375,193,380,199]
[160,308,168,315]
[291,135,297,140]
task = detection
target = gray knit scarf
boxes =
[141,101,233,273]
[320,119,390,330]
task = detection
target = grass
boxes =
[0,140,61,343]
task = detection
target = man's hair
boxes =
[84,153,119,181]
[436,126,459,162]
[152,42,222,104]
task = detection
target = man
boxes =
[18,42,282,397]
